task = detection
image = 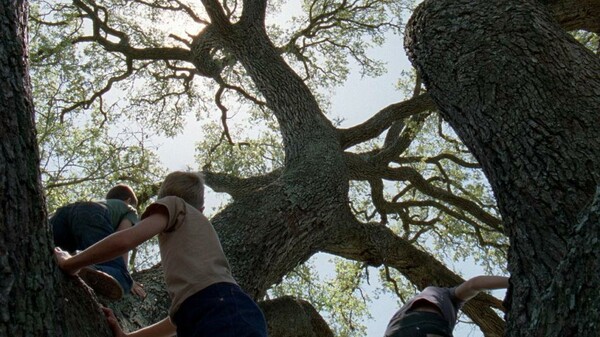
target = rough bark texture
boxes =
[543,0,600,33]
[259,296,334,337]
[405,0,600,336]
[0,2,112,336]
[0,1,57,335]
[532,187,600,336]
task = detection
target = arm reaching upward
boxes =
[454,275,509,302]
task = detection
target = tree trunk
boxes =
[532,187,600,336]
[405,0,600,336]
[0,1,114,336]
[0,1,57,335]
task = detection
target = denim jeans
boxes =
[50,202,133,293]
[173,282,268,337]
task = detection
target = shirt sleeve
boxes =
[448,287,466,309]
[141,196,187,232]
[125,206,140,225]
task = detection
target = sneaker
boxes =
[78,267,124,300]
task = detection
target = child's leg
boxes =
[95,262,133,294]
[78,267,124,300]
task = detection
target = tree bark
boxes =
[259,296,334,337]
[532,187,600,336]
[405,0,600,336]
[0,1,58,335]
[0,1,113,336]
[543,0,600,33]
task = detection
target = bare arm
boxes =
[454,275,509,302]
[114,218,147,298]
[54,212,168,275]
[103,308,176,337]
[115,218,134,266]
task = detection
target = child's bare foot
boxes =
[78,267,124,300]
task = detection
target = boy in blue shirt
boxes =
[51,184,144,300]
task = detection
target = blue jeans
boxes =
[50,202,133,294]
[173,282,268,337]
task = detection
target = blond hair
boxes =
[158,171,205,209]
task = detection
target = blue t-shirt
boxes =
[100,199,139,229]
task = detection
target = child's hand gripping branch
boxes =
[54,247,78,275]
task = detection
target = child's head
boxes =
[158,171,205,210]
[106,184,138,207]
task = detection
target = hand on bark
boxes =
[102,307,128,337]
[131,281,147,299]
[53,247,79,275]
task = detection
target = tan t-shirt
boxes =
[142,196,237,317]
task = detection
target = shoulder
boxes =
[105,199,136,211]
[142,196,191,232]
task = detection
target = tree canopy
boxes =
[4,0,597,336]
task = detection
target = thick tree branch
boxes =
[338,93,436,149]
[543,0,600,33]
[372,113,429,165]
[241,0,267,26]
[259,296,334,337]
[394,154,481,169]
[201,0,230,29]
[203,169,282,199]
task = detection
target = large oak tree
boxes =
[2,0,598,336]
[406,0,600,336]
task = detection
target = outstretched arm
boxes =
[454,275,509,302]
[115,218,135,267]
[54,212,168,275]
[103,307,176,337]
[115,218,147,298]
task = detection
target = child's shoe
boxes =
[78,267,124,300]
